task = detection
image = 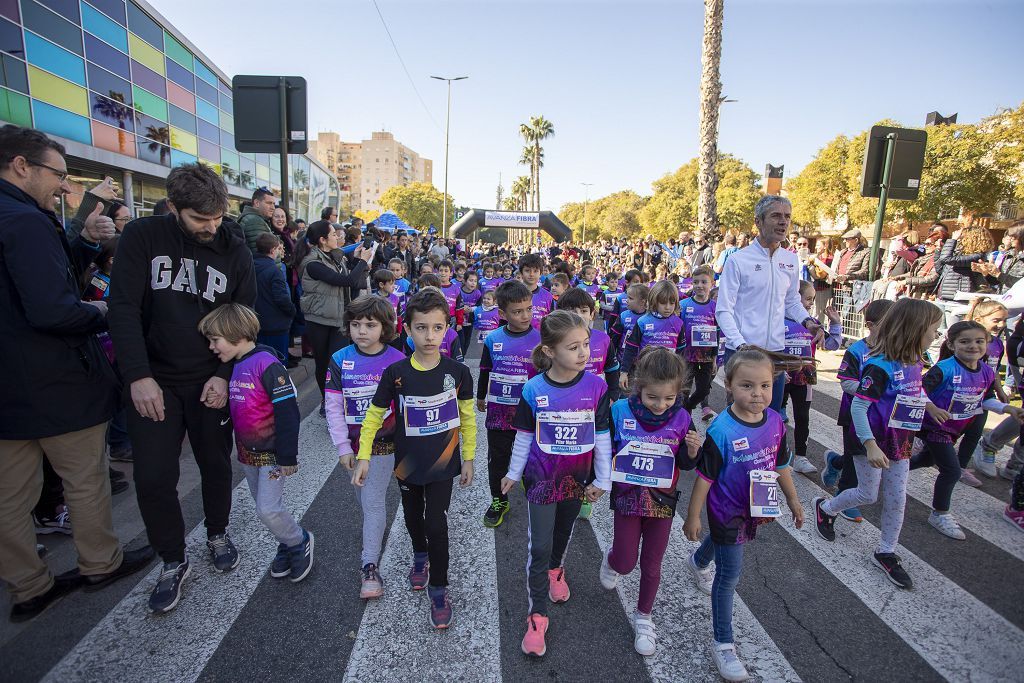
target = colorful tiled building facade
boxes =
[0,0,338,222]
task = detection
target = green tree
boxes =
[377,182,454,229]
[986,102,1024,204]
[559,190,648,242]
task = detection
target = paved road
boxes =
[2,348,1022,682]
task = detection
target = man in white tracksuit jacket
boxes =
[716,195,823,414]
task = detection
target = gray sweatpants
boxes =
[243,464,304,547]
[822,457,909,554]
[526,498,581,616]
[354,454,394,567]
[981,417,1024,471]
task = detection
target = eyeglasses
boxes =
[27,160,68,182]
[113,216,131,223]
[796,242,809,246]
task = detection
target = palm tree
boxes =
[144,125,170,165]
[502,196,517,211]
[528,116,554,210]
[697,0,725,240]
[512,176,531,211]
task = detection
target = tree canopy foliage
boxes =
[377,182,455,229]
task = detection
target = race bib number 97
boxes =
[404,389,460,436]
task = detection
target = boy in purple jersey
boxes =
[373,269,403,337]
[458,271,483,354]
[199,304,313,585]
[599,348,702,656]
[619,280,684,391]
[557,287,620,392]
[325,295,406,599]
[684,348,802,681]
[480,263,501,292]
[473,291,502,344]
[502,311,612,658]
[436,261,465,331]
[814,298,944,590]
[911,321,1024,539]
[389,258,411,308]
[478,281,540,528]
[576,264,601,299]
[597,273,622,331]
[608,282,648,353]
[519,253,555,331]
[821,299,893,522]
[678,266,720,421]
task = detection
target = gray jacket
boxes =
[299,249,366,326]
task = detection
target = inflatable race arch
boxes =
[449,209,573,243]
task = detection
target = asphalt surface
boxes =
[2,344,1023,683]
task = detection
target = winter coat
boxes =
[239,205,272,254]
[254,254,295,334]
[834,246,870,282]
[935,238,987,302]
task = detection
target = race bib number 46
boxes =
[888,393,926,431]
[404,389,460,436]
[536,410,595,455]
[611,441,676,488]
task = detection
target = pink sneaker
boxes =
[548,568,570,603]
[1005,505,1024,533]
[521,613,549,657]
[701,406,717,422]
[959,469,983,487]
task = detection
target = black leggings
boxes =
[487,429,515,500]
[305,320,348,400]
[459,325,474,357]
[684,362,715,411]
[839,425,862,493]
[910,440,960,512]
[1012,467,1024,511]
[784,383,812,457]
[399,477,454,588]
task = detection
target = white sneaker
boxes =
[599,549,620,590]
[973,443,998,477]
[688,552,714,595]
[710,641,750,681]
[792,455,817,475]
[633,612,657,656]
[929,511,966,540]
[910,438,924,459]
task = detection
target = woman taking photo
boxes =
[934,224,994,328]
[295,220,372,414]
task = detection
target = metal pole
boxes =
[441,80,451,237]
[581,182,593,244]
[278,77,290,217]
[868,133,897,280]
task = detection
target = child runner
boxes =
[480,263,501,291]
[198,304,313,587]
[783,280,843,475]
[577,264,601,298]
[598,347,703,656]
[389,258,411,309]
[502,311,613,657]
[678,265,720,422]
[610,269,644,322]
[598,272,622,331]
[548,272,570,302]
[459,271,483,354]
[609,282,650,354]
[373,269,403,337]
[405,285,465,362]
[478,281,541,527]
[684,347,802,682]
[966,298,1011,479]
[619,280,685,391]
[557,287,622,520]
[436,260,465,332]
[910,320,1024,539]
[326,295,406,598]
[821,299,894,523]
[519,253,556,331]
[354,288,476,629]
[813,298,943,589]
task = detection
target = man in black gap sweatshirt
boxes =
[108,163,256,614]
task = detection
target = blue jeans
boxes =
[107,405,130,451]
[694,535,745,643]
[258,333,290,362]
[721,347,786,415]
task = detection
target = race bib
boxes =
[987,356,1000,370]
[948,391,983,421]
[477,329,490,344]
[404,389,460,436]
[785,337,813,357]
[536,410,596,455]
[611,441,676,488]
[487,372,526,406]
[343,384,392,425]
[690,324,717,348]
[749,469,781,518]
[888,393,927,431]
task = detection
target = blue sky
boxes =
[152,0,1023,212]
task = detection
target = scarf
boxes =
[627,393,683,428]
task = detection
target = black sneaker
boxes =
[207,533,239,572]
[149,560,191,613]
[109,467,126,481]
[813,497,836,542]
[33,506,71,535]
[288,530,314,583]
[110,479,129,496]
[9,572,83,623]
[269,543,291,578]
[873,552,913,589]
[482,498,510,528]
[83,545,155,592]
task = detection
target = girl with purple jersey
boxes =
[619,280,685,390]
[577,264,601,298]
[326,295,405,598]
[458,271,483,354]
[963,298,1011,479]
[502,311,613,658]
[598,347,703,656]
[684,348,802,682]
[557,287,621,391]
[472,291,502,345]
[679,266,720,422]
[911,321,1024,539]
[814,298,944,590]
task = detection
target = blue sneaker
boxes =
[821,451,843,490]
[839,507,864,523]
[409,554,429,590]
[269,543,290,578]
[428,586,452,629]
[288,530,314,583]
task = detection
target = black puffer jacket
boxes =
[935,238,987,301]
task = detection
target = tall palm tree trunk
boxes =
[697,0,724,240]
[533,142,540,211]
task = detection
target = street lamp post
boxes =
[431,75,467,237]
[581,182,593,244]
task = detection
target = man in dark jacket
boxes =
[108,162,256,614]
[384,230,417,279]
[239,186,275,253]
[0,125,153,622]
[253,231,296,360]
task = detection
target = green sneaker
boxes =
[578,501,592,520]
[483,498,510,528]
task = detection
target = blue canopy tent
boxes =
[373,212,419,234]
